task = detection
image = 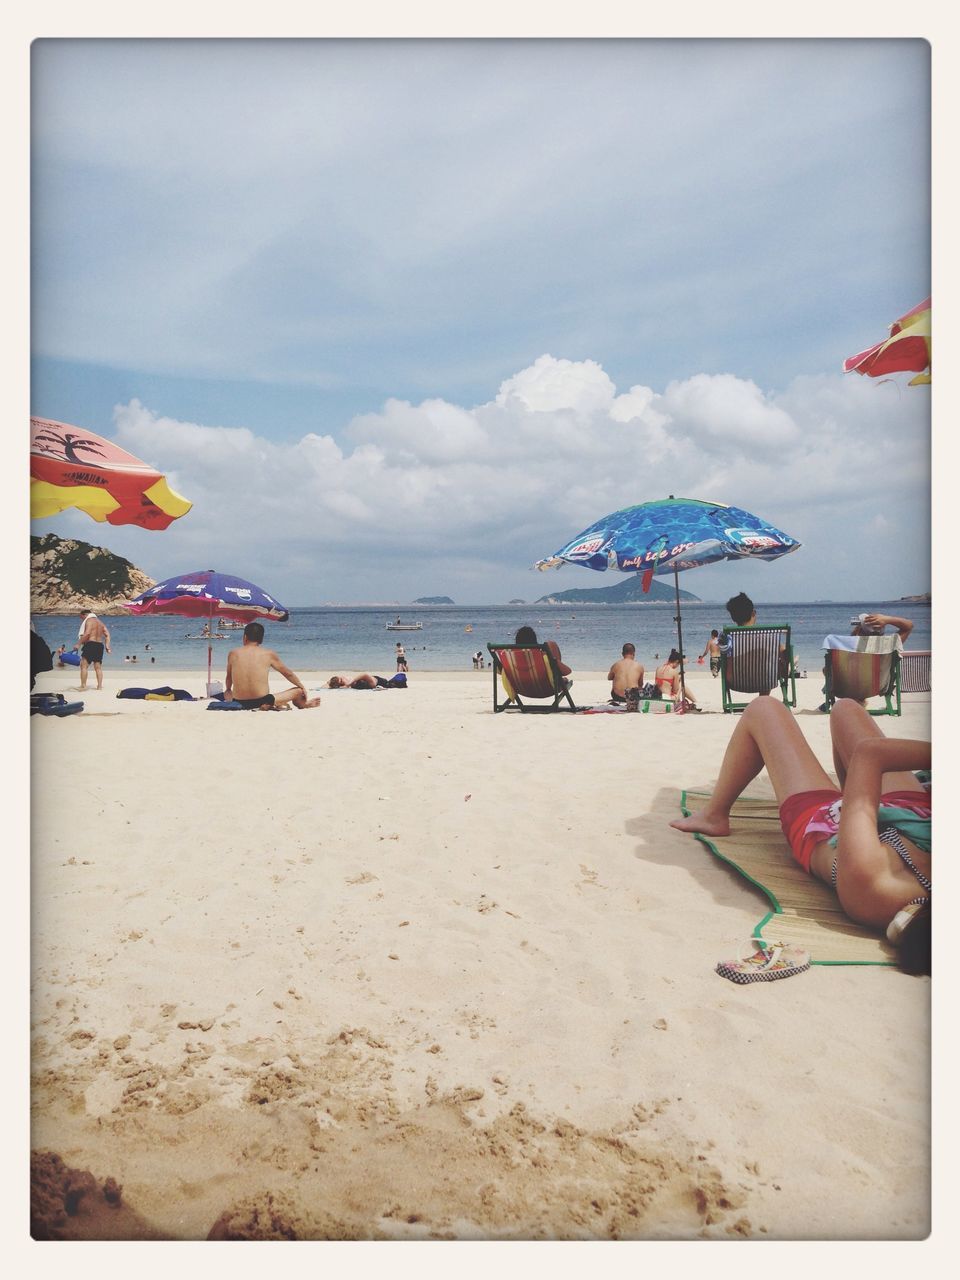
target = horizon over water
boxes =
[33,601,931,676]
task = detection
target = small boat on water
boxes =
[217,617,245,629]
[386,621,423,631]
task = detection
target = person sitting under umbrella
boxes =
[224,622,321,710]
[669,697,930,975]
[655,649,699,710]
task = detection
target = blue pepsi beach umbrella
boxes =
[125,569,289,688]
[536,496,800,697]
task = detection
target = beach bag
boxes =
[30,692,83,717]
[639,682,661,700]
[388,672,407,687]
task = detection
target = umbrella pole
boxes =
[673,564,687,703]
[207,602,214,691]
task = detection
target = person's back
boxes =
[227,638,278,698]
[225,621,321,710]
[608,643,644,701]
[81,615,109,645]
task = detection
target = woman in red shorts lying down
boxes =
[670,698,931,975]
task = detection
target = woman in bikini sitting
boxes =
[655,649,699,709]
[670,697,931,974]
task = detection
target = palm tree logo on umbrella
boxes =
[32,426,108,465]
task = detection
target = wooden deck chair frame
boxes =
[487,643,577,713]
[822,646,902,716]
[720,624,797,714]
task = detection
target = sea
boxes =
[32,601,932,676]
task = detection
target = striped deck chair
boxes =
[822,635,901,715]
[487,643,577,713]
[899,650,931,695]
[720,624,796,714]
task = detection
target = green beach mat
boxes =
[679,789,896,966]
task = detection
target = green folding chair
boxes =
[720,624,797,714]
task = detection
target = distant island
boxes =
[413,595,454,605]
[31,533,155,615]
[899,593,931,604]
[508,599,525,605]
[535,575,700,605]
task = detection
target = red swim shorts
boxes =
[779,789,843,874]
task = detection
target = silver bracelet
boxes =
[831,855,839,889]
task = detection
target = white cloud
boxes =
[103,356,929,602]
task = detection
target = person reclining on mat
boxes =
[669,697,931,975]
[607,642,645,704]
[326,673,403,688]
[224,622,321,710]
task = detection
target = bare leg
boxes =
[670,698,834,835]
[830,698,925,793]
[79,658,88,690]
[274,686,322,709]
[94,661,103,691]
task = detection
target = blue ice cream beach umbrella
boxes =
[125,569,289,688]
[535,495,801,699]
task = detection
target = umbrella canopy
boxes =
[125,570,289,689]
[31,417,193,530]
[125,570,289,622]
[843,298,931,386]
[536,496,801,703]
[536,496,800,576]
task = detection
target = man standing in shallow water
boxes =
[224,622,321,710]
[78,610,111,691]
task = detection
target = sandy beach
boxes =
[29,663,931,1241]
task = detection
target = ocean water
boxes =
[33,601,932,676]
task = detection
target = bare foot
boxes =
[670,810,731,836]
[298,697,322,709]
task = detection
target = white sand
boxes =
[29,663,931,1240]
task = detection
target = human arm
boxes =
[224,650,234,699]
[271,654,307,694]
[103,624,111,654]
[607,663,616,681]
[546,640,572,677]
[863,614,914,643]
[834,737,932,926]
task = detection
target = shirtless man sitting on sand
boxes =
[607,643,645,704]
[224,622,321,710]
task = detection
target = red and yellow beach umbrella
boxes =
[30,416,192,531]
[843,297,931,386]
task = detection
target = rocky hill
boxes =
[31,533,156,615]
[536,574,700,605]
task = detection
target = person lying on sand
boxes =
[670,697,930,974]
[326,674,401,689]
[224,622,321,710]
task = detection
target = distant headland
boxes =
[535,575,700,606]
[31,533,155,615]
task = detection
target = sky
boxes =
[29,37,932,606]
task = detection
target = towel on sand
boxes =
[679,789,897,965]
